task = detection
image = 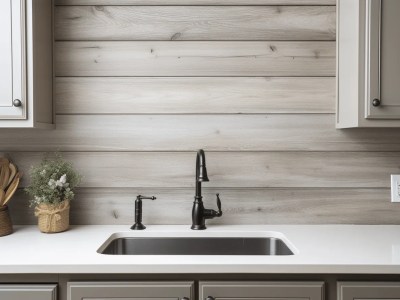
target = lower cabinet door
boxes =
[68,281,194,300]
[199,281,324,300]
[338,282,400,300]
[0,284,57,300]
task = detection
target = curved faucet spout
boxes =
[192,149,222,230]
[196,149,209,182]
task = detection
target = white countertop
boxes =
[1,224,400,274]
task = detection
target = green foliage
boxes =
[25,153,82,206]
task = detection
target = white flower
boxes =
[40,169,46,176]
[56,174,67,187]
[60,174,67,184]
[48,179,56,187]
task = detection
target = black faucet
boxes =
[131,195,156,230]
[191,149,222,230]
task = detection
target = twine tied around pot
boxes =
[35,200,70,233]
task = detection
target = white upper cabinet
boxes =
[0,0,23,118]
[337,0,400,128]
[0,0,54,128]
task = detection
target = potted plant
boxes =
[25,153,81,233]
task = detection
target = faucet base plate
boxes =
[191,224,206,230]
[131,223,146,230]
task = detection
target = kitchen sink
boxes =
[98,236,294,255]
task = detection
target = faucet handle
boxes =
[216,193,222,216]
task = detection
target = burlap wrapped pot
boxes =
[35,200,70,233]
[0,205,13,236]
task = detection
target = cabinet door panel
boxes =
[338,282,400,300]
[0,284,57,300]
[89,299,175,300]
[68,282,194,300]
[219,298,305,300]
[380,0,400,113]
[0,0,25,119]
[0,0,13,108]
[367,0,400,119]
[199,282,324,300]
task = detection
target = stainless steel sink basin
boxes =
[99,237,294,255]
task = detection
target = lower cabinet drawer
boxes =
[199,281,324,300]
[0,284,57,300]
[68,281,194,300]
[338,282,400,300]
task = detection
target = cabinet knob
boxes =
[13,99,22,107]
[181,298,190,300]
[372,98,381,107]
[206,297,215,300]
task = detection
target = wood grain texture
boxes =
[9,187,398,225]
[55,0,337,5]
[6,152,400,189]
[13,1,398,226]
[55,6,336,41]
[55,77,335,114]
[4,115,400,151]
[55,41,336,76]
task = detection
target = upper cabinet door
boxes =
[0,0,26,120]
[337,0,400,127]
[366,0,400,119]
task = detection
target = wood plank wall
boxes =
[4,0,400,225]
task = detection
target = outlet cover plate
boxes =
[391,175,400,202]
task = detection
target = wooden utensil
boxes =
[0,164,10,190]
[0,189,5,207]
[7,163,17,187]
[3,174,20,207]
[0,158,9,166]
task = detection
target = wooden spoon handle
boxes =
[3,174,20,206]
[7,163,17,187]
[0,189,5,207]
[0,164,10,190]
[0,158,9,166]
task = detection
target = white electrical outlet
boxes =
[391,175,400,202]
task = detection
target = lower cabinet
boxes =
[0,284,57,300]
[68,281,194,300]
[68,281,324,300]
[200,281,324,300]
[338,282,400,300]
[6,278,400,300]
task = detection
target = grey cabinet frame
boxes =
[0,284,57,300]
[0,0,54,128]
[0,0,26,120]
[338,282,400,300]
[337,0,400,127]
[68,281,194,300]
[366,0,400,119]
[199,281,324,300]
